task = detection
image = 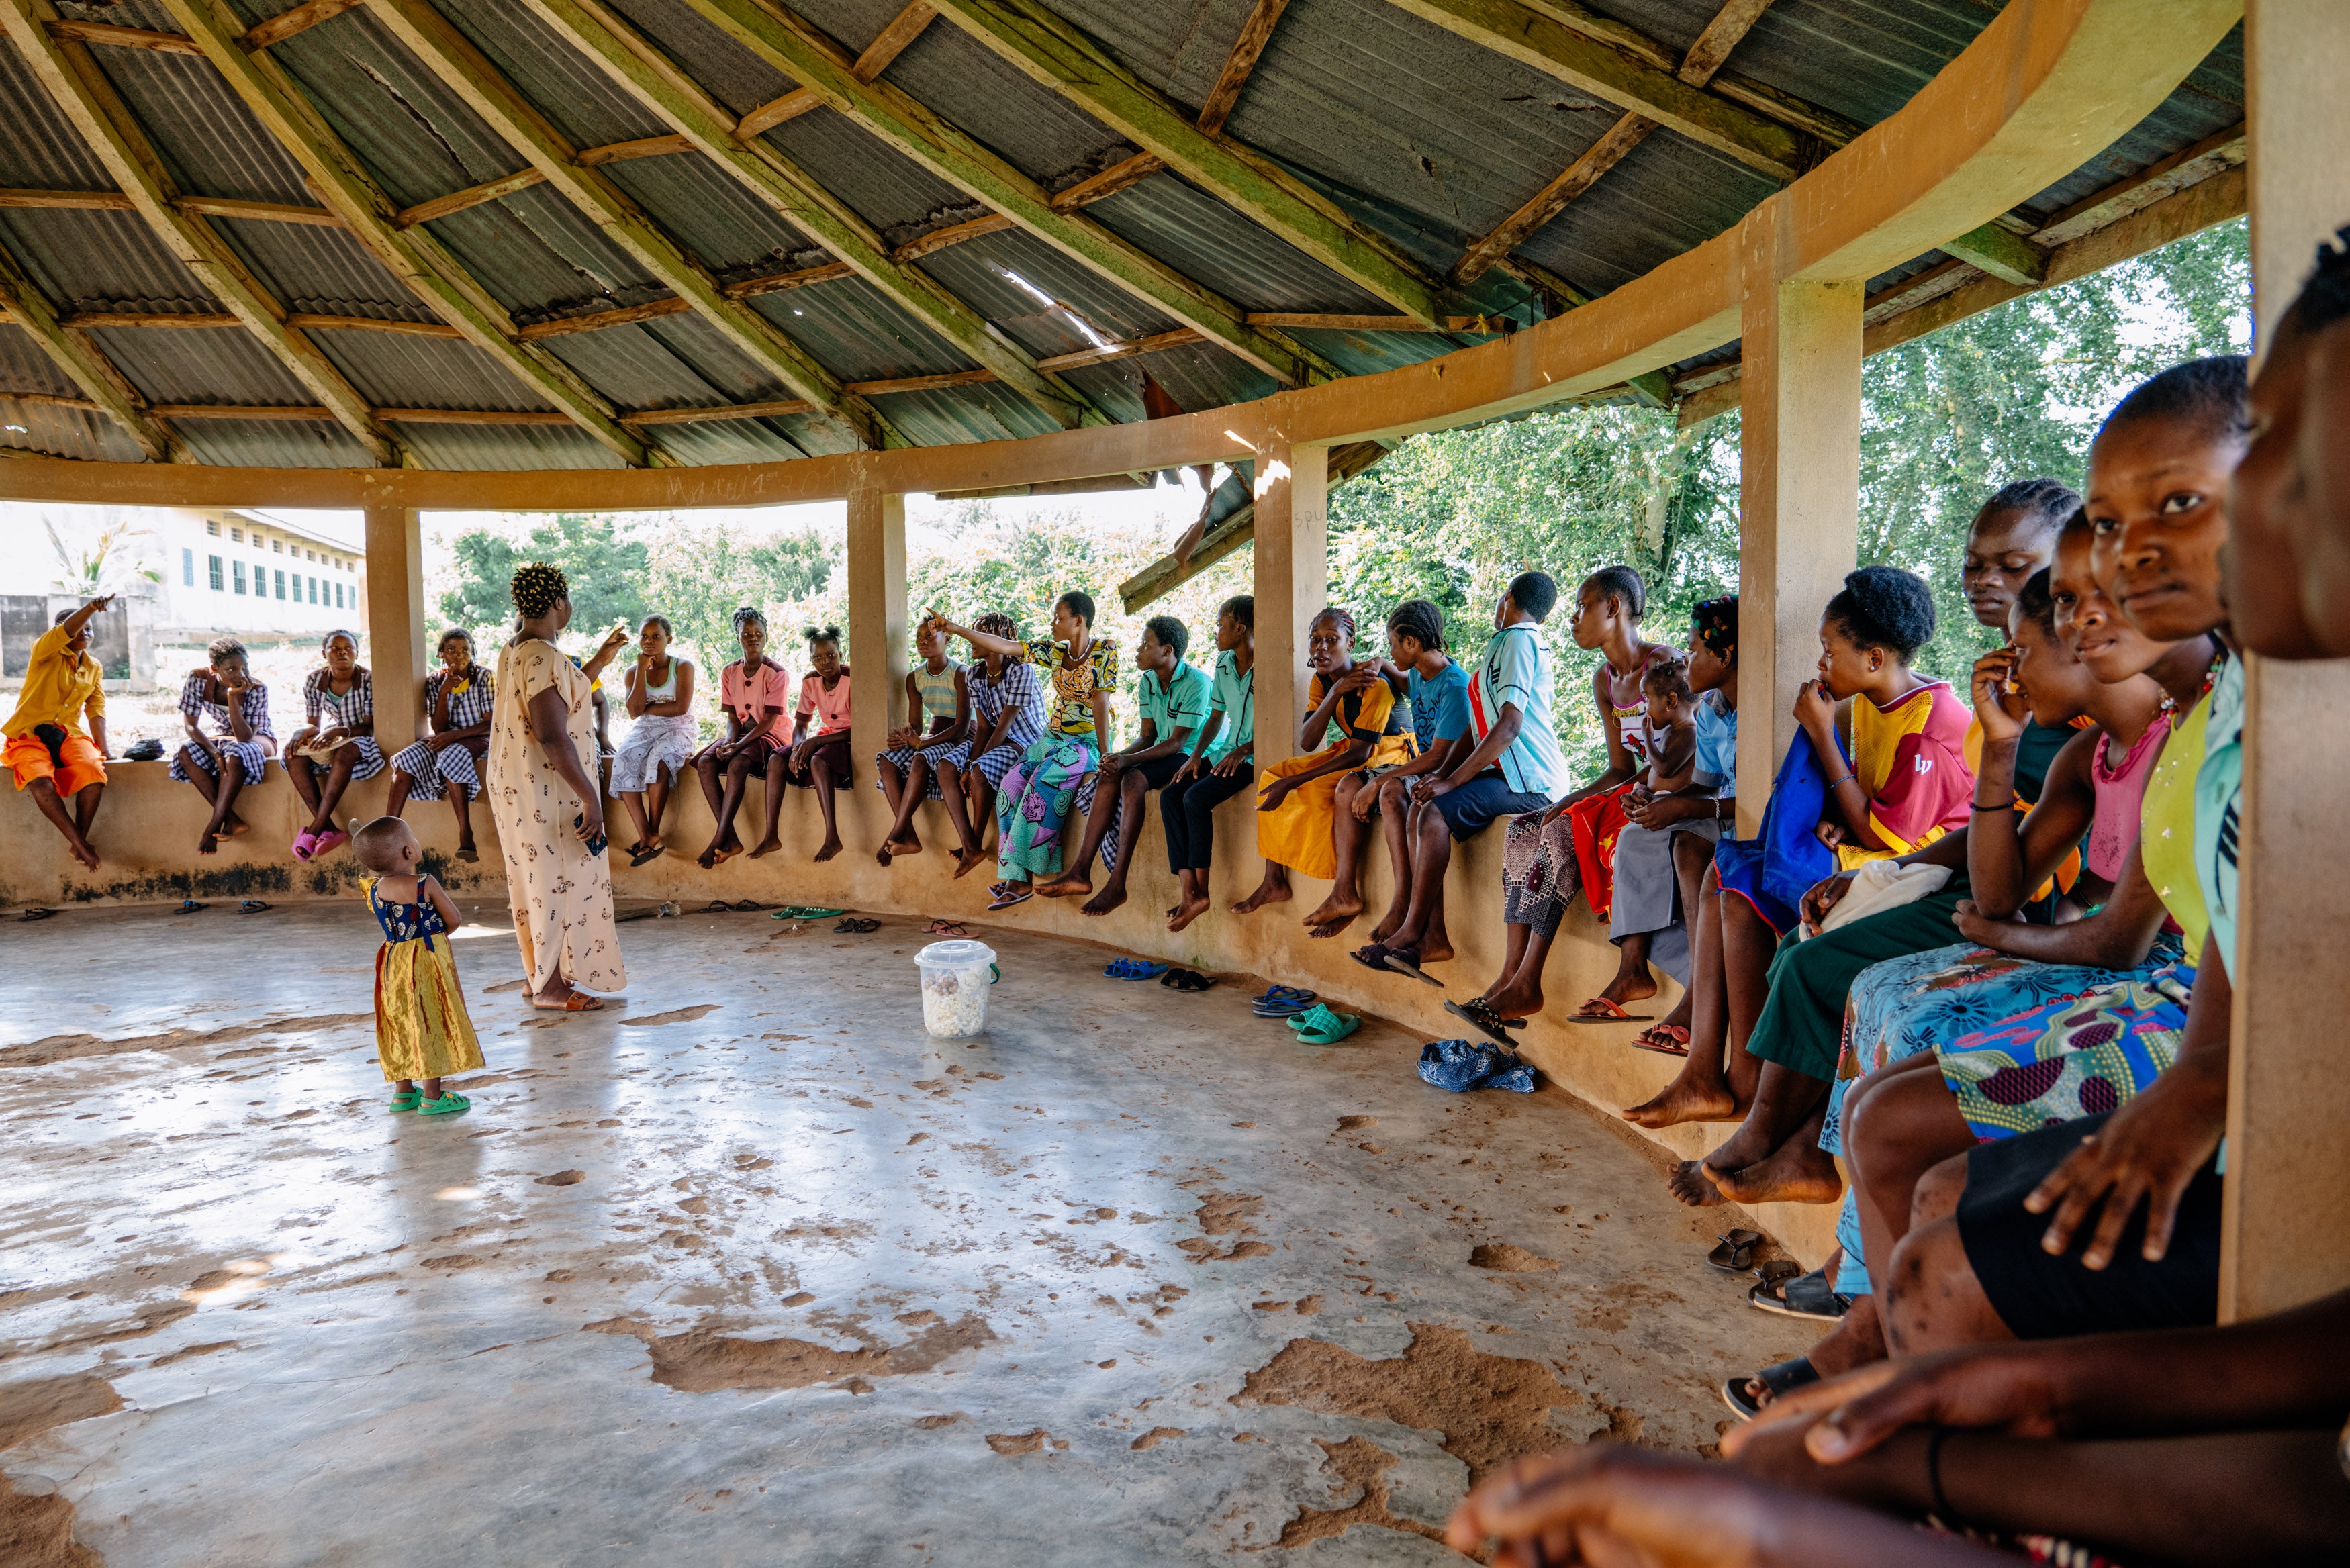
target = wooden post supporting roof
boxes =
[1250,433,1327,777]
[846,474,908,849]
[362,504,426,750]
[1733,258,1861,840]
[2220,0,2350,1324]
[930,0,1444,327]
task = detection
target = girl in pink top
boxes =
[786,625,853,863]
[695,607,794,867]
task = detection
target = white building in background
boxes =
[155,509,369,646]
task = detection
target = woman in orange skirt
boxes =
[1234,607,1416,913]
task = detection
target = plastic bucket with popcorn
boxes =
[915,939,997,1038]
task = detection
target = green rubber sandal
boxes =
[388,1089,422,1112]
[1292,1007,1362,1046]
[1284,1003,1347,1034]
[417,1091,471,1116]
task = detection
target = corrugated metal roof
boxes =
[0,324,144,462]
[0,0,2252,469]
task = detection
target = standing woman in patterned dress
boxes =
[485,564,626,1012]
[285,629,381,862]
[386,629,496,863]
[170,635,276,856]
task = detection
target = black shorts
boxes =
[1956,1112,2222,1339]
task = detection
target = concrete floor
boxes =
[0,902,1808,1566]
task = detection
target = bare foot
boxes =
[223,813,249,838]
[1300,890,1364,932]
[697,844,720,870]
[749,836,783,859]
[876,845,894,867]
[814,837,843,863]
[1168,893,1211,933]
[197,832,220,857]
[1231,875,1290,914]
[1668,1159,1726,1207]
[886,836,923,859]
[710,842,741,866]
[1621,1071,1740,1128]
[953,850,988,880]
[1368,913,1402,944]
[1081,884,1127,917]
[69,838,99,871]
[1589,968,1660,1010]
[1711,1139,1845,1206]
[1482,976,1544,1020]
[1413,936,1454,965]
[1036,873,1091,899]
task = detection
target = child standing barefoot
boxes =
[351,814,484,1116]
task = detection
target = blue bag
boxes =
[1713,729,1843,935]
[1418,1037,1537,1093]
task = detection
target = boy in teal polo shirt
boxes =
[1039,614,1209,916]
[1166,596,1256,932]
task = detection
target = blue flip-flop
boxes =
[1255,985,1316,1007]
[1105,959,1170,981]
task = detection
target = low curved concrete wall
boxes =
[2,756,1840,1265]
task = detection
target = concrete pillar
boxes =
[362,504,425,749]
[1250,436,1327,773]
[1732,256,1863,839]
[846,475,907,838]
[2218,0,2350,1322]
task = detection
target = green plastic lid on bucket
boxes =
[916,939,996,970]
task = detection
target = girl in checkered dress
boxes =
[170,636,276,856]
[388,628,497,863]
[929,611,1047,879]
[286,629,382,861]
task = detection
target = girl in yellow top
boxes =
[350,814,483,1116]
[1235,607,1415,912]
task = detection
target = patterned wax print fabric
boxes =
[994,732,1099,879]
[1254,669,1415,880]
[1938,958,2195,1140]
[1405,659,1470,754]
[2194,654,2242,975]
[1203,650,1255,764]
[485,638,625,997]
[1016,636,1120,736]
[1834,679,1973,871]
[721,658,794,744]
[1498,778,1638,936]
[169,673,275,781]
[367,878,485,1083]
[797,669,852,736]
[292,666,384,781]
[1466,622,1566,797]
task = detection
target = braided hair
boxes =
[804,624,842,650]
[1691,595,1738,663]
[510,562,568,620]
[1311,605,1357,642]
[1386,598,1446,652]
[731,606,768,640]
[974,611,1019,643]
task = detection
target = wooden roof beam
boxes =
[42,19,201,55]
[1049,151,1162,211]
[156,0,654,464]
[0,246,186,462]
[890,212,1013,262]
[5,0,399,464]
[361,0,880,449]
[1381,0,1820,179]
[853,2,936,80]
[1512,0,1859,146]
[673,0,1331,387]
[622,398,811,426]
[575,132,696,165]
[522,0,1092,431]
[285,312,463,337]
[931,0,1444,326]
[1033,326,1201,372]
[1454,0,1776,285]
[1117,440,1388,612]
[243,0,365,50]
[724,260,854,297]
[1195,0,1286,138]
[393,166,549,228]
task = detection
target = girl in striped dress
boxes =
[388,630,498,863]
[287,630,382,861]
[351,814,483,1118]
[932,613,1046,877]
[170,636,276,856]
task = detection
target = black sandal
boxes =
[17,908,57,922]
[1707,1229,1762,1273]
[1722,1355,1818,1420]
[1350,943,1391,973]
[1160,968,1214,991]
[1381,946,1444,987]
[834,916,880,934]
[239,900,271,914]
[1444,997,1520,1048]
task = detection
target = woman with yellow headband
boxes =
[484,562,626,1011]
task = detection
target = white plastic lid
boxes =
[916,939,997,968]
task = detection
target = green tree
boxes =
[641,522,835,656]
[438,512,648,635]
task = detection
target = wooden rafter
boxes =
[42,19,201,56]
[64,311,243,329]
[522,0,1090,430]
[853,2,936,80]
[890,213,1013,261]
[243,0,365,50]
[931,0,1444,326]
[393,167,547,228]
[675,0,1331,386]
[362,0,882,449]
[156,0,653,465]
[286,312,463,337]
[3,0,399,463]
[1049,151,1162,212]
[1381,0,1818,179]
[724,261,853,297]
[1194,0,1286,138]
[737,87,820,136]
[622,399,810,426]
[0,244,184,461]
[1033,326,1201,373]
[576,132,696,166]
[174,195,342,226]
[514,297,694,341]
[1455,0,1777,285]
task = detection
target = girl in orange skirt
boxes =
[1234,607,1416,914]
[350,814,485,1116]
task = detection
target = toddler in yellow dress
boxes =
[351,815,484,1115]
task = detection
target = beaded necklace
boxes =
[2157,644,2228,726]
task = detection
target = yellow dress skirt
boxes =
[369,882,485,1083]
[1255,672,1415,881]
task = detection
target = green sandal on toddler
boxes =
[388,1088,422,1112]
[418,1091,471,1116]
